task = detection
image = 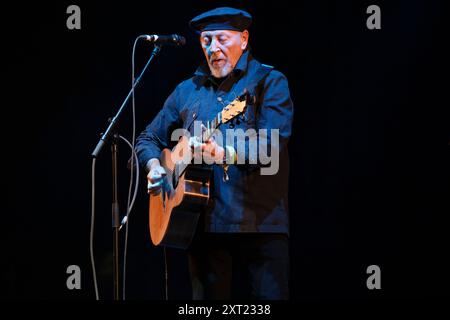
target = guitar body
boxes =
[149,136,211,249]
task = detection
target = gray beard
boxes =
[209,62,233,78]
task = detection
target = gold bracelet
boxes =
[224,146,237,164]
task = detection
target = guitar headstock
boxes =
[220,93,248,124]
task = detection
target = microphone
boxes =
[143,34,186,46]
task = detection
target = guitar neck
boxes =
[202,92,248,141]
[202,111,222,141]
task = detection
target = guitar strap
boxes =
[243,62,274,102]
[241,62,274,123]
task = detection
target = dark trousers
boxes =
[186,232,289,300]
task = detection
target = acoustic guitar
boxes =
[149,93,249,248]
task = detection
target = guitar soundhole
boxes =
[173,164,179,189]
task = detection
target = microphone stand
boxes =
[91,44,162,300]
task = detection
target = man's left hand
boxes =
[191,136,225,164]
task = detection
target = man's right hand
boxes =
[146,159,166,195]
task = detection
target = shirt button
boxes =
[217,97,223,102]
[192,112,196,118]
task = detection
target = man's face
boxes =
[200,30,249,78]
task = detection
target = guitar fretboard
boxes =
[202,93,248,141]
[202,111,222,141]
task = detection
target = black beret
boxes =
[189,7,252,33]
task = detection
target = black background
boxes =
[3,0,448,301]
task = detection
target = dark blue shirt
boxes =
[135,50,294,234]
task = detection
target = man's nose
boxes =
[209,39,220,54]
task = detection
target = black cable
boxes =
[164,246,169,300]
[122,35,151,299]
[120,135,140,300]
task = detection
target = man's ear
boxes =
[241,30,249,50]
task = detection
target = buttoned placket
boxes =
[212,75,235,182]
